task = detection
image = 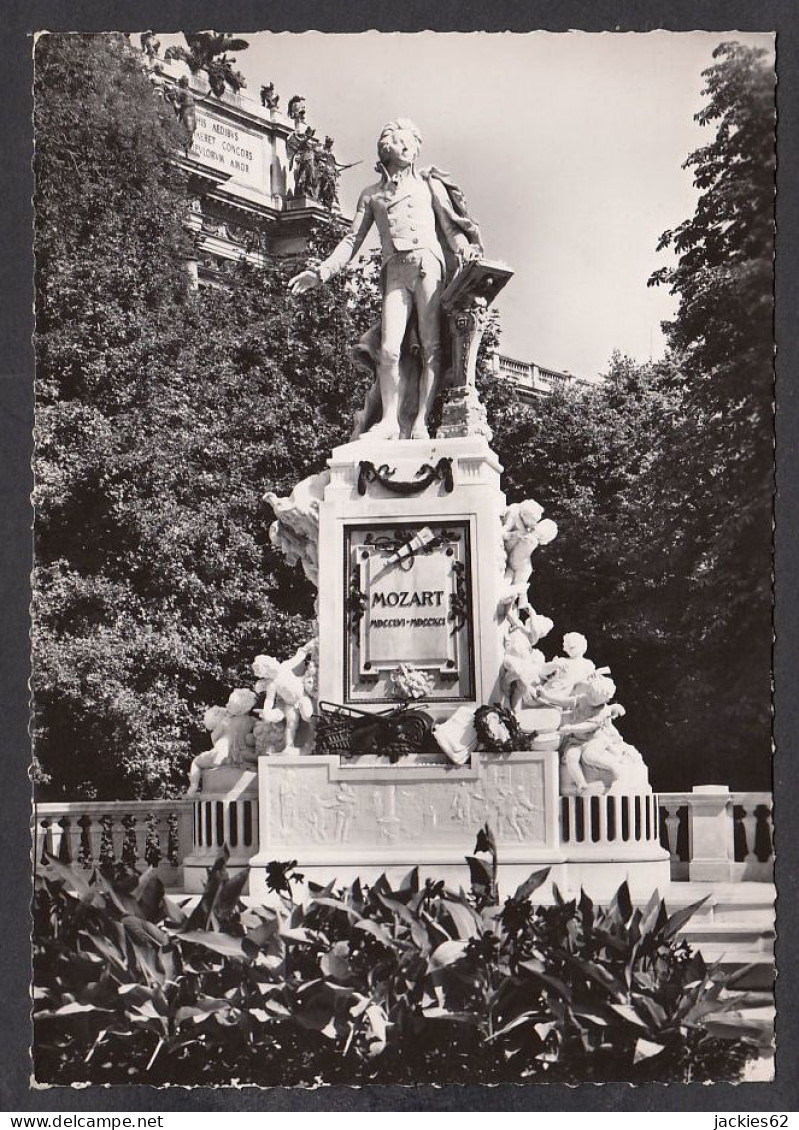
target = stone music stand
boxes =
[439,259,514,441]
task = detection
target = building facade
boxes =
[137,42,340,286]
[495,353,583,399]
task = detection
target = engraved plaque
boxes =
[345,521,475,704]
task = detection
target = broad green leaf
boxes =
[512,868,551,902]
[663,895,710,940]
[354,918,395,948]
[399,866,420,893]
[442,897,482,939]
[179,930,248,959]
[465,854,493,890]
[518,960,572,1001]
[428,939,469,969]
[609,881,633,926]
[634,1037,666,1063]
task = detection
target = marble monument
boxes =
[186,116,668,898]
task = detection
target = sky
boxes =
[160,30,774,378]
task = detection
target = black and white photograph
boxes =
[27,24,778,1094]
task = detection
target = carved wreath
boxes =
[474,704,531,754]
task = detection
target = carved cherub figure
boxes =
[589,704,650,793]
[266,469,329,587]
[500,606,554,713]
[253,641,317,753]
[557,673,621,794]
[501,500,558,608]
[534,633,600,704]
[186,689,258,795]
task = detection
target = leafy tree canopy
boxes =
[33,34,375,798]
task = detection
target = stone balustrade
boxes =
[33,799,194,884]
[658,788,773,882]
[33,784,774,889]
[561,792,661,851]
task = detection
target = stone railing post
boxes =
[686,785,735,882]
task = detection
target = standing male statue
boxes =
[288,119,483,440]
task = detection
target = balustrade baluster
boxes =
[663,805,681,862]
[58,816,73,863]
[89,814,105,863]
[607,794,619,842]
[77,815,93,866]
[121,814,138,868]
[564,797,575,843]
[741,802,758,863]
[99,814,115,870]
[596,795,608,843]
[145,813,163,867]
[762,801,774,863]
[36,818,50,863]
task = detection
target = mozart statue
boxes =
[288,119,483,441]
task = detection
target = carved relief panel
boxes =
[261,756,548,851]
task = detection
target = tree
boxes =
[481,354,687,788]
[33,34,377,799]
[489,42,774,791]
[645,41,775,787]
[164,32,249,96]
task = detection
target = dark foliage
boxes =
[33,853,760,1086]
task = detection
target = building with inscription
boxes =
[135,41,339,287]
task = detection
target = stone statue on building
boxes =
[260,82,280,110]
[140,31,161,60]
[288,128,320,199]
[288,118,483,441]
[287,94,307,129]
[314,136,361,211]
[316,136,341,209]
[172,76,197,149]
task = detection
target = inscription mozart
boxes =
[345,522,475,704]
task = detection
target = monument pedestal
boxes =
[316,434,507,721]
[249,749,562,899]
[248,750,671,900]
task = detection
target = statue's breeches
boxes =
[381,250,444,364]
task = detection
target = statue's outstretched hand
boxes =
[288,268,322,295]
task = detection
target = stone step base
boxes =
[680,920,775,950]
[696,949,775,991]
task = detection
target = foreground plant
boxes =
[33,843,762,1086]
